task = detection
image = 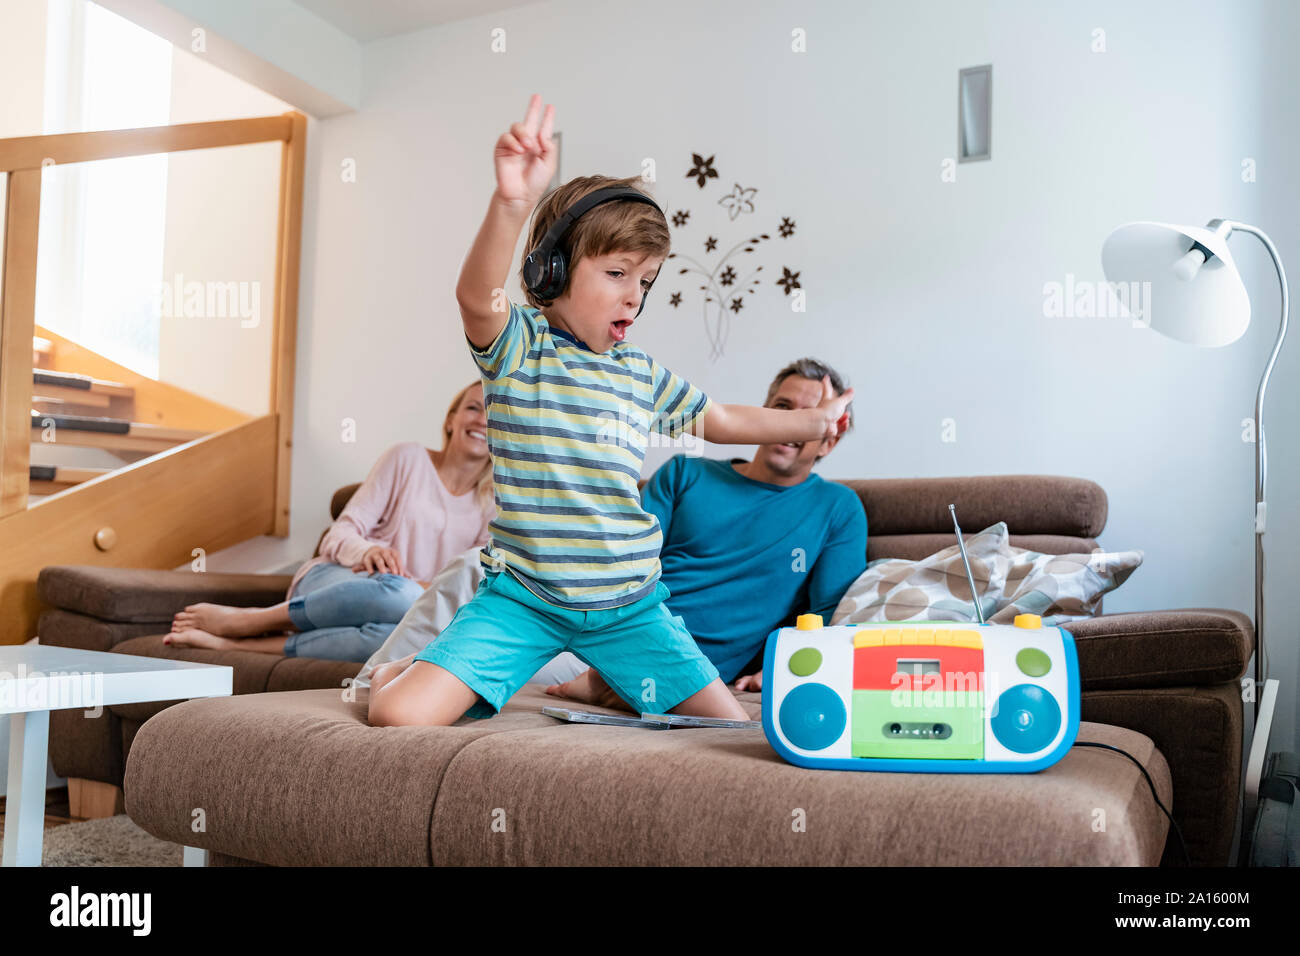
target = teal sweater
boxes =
[641,455,868,682]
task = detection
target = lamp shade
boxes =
[1101,221,1251,347]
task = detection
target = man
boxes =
[547,357,866,706]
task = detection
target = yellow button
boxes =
[882,629,902,645]
[1014,614,1043,630]
[853,630,883,648]
[950,630,984,649]
[909,628,936,645]
[796,613,823,631]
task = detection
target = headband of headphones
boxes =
[523,186,664,303]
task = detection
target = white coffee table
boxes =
[1,644,232,866]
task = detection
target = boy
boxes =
[368,95,853,727]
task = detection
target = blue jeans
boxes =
[283,562,425,661]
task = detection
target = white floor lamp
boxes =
[1097,217,1289,822]
[1102,218,1284,723]
[1101,218,1288,836]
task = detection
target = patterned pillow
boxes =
[829,522,1142,627]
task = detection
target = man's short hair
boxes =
[765,357,855,438]
[520,174,670,309]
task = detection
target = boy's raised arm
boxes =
[456,195,534,349]
[457,95,557,350]
[700,376,854,446]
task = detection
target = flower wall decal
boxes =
[718,183,757,220]
[685,153,719,188]
[663,153,804,359]
[776,267,801,295]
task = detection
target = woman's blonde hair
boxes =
[442,380,495,509]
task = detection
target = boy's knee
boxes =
[368,661,397,695]
[367,673,467,728]
[368,688,418,727]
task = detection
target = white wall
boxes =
[0,0,47,298]
[158,46,293,415]
[260,0,1299,752]
[0,0,47,137]
[96,0,360,115]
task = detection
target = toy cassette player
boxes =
[761,506,1080,774]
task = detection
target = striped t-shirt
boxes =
[469,300,713,610]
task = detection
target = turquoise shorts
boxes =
[412,568,719,719]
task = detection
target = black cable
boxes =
[1073,741,1191,866]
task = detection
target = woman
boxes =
[165,380,495,661]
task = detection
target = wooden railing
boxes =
[0,112,306,645]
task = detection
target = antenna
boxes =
[948,504,985,624]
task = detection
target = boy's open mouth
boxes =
[610,319,633,342]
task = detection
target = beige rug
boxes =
[39,814,182,867]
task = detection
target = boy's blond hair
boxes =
[520,174,670,309]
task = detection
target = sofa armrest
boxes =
[37,565,294,624]
[1064,608,1252,690]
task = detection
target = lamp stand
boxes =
[1214,220,1290,730]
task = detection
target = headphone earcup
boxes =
[636,288,649,318]
[523,248,567,301]
[522,251,544,295]
[542,249,567,300]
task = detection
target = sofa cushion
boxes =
[39,608,172,653]
[105,634,357,722]
[431,687,1170,866]
[125,683,1170,866]
[1066,608,1253,688]
[124,687,572,866]
[867,533,1100,563]
[1079,681,1242,866]
[265,655,363,694]
[838,474,1106,538]
[38,566,294,623]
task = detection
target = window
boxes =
[37,0,172,377]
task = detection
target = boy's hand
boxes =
[457,95,554,345]
[734,672,763,692]
[494,94,557,208]
[816,374,855,441]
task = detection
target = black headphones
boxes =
[522,186,664,319]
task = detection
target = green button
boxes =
[1016,647,1052,677]
[789,647,823,677]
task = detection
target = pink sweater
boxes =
[287,442,494,599]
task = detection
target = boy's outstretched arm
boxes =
[457,94,556,350]
[699,375,855,445]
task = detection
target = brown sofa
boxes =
[35,474,1252,866]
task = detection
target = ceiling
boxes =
[293,0,547,42]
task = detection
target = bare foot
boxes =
[171,603,264,637]
[164,627,237,651]
[545,668,633,712]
